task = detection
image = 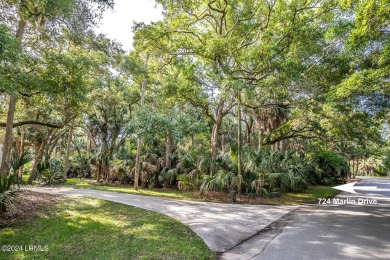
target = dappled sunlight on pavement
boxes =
[221,178,390,260]
[31,178,390,259]
[29,186,297,252]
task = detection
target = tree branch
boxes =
[0,121,64,129]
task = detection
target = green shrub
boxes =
[177,169,202,190]
[312,150,349,184]
[37,157,66,184]
[243,150,309,193]
[0,174,20,212]
[159,168,178,187]
[200,170,236,193]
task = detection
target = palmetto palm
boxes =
[1,150,32,212]
[244,149,309,193]
[254,104,290,150]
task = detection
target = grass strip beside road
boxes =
[66,179,198,200]
[282,185,341,204]
[65,179,340,205]
[0,197,214,260]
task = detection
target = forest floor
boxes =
[0,191,214,259]
[64,178,340,205]
[0,191,63,228]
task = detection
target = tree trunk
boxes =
[165,130,173,168]
[237,91,242,196]
[354,158,359,178]
[245,117,253,145]
[45,131,64,160]
[0,18,26,176]
[279,139,286,152]
[221,133,226,153]
[272,142,278,152]
[0,94,17,175]
[258,130,263,151]
[210,116,222,176]
[99,130,109,181]
[103,161,110,182]
[64,126,74,179]
[97,161,102,181]
[87,132,91,159]
[18,126,25,177]
[28,129,53,183]
[363,156,366,177]
[134,136,142,189]
[134,55,149,189]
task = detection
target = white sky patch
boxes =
[95,0,164,53]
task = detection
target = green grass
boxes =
[65,179,201,201]
[281,185,341,204]
[0,198,214,260]
[64,179,340,205]
[234,185,341,205]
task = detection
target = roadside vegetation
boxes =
[1,0,389,213]
[1,1,388,258]
[65,178,339,205]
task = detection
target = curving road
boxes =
[222,177,390,259]
[29,186,296,253]
[31,178,390,259]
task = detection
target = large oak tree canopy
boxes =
[0,0,388,192]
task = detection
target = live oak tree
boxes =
[1,0,388,194]
[329,0,389,116]
[0,0,113,175]
[86,82,130,182]
[135,0,341,179]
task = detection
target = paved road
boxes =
[30,186,296,252]
[222,177,390,259]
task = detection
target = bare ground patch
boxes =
[0,190,63,228]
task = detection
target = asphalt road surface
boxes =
[222,177,390,259]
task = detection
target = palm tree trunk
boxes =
[0,94,17,175]
[134,54,149,189]
[354,158,359,178]
[258,130,263,151]
[18,126,26,177]
[165,130,172,168]
[210,117,222,176]
[363,156,367,176]
[237,91,242,195]
[245,117,253,145]
[279,139,286,152]
[28,129,54,183]
[64,125,74,179]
